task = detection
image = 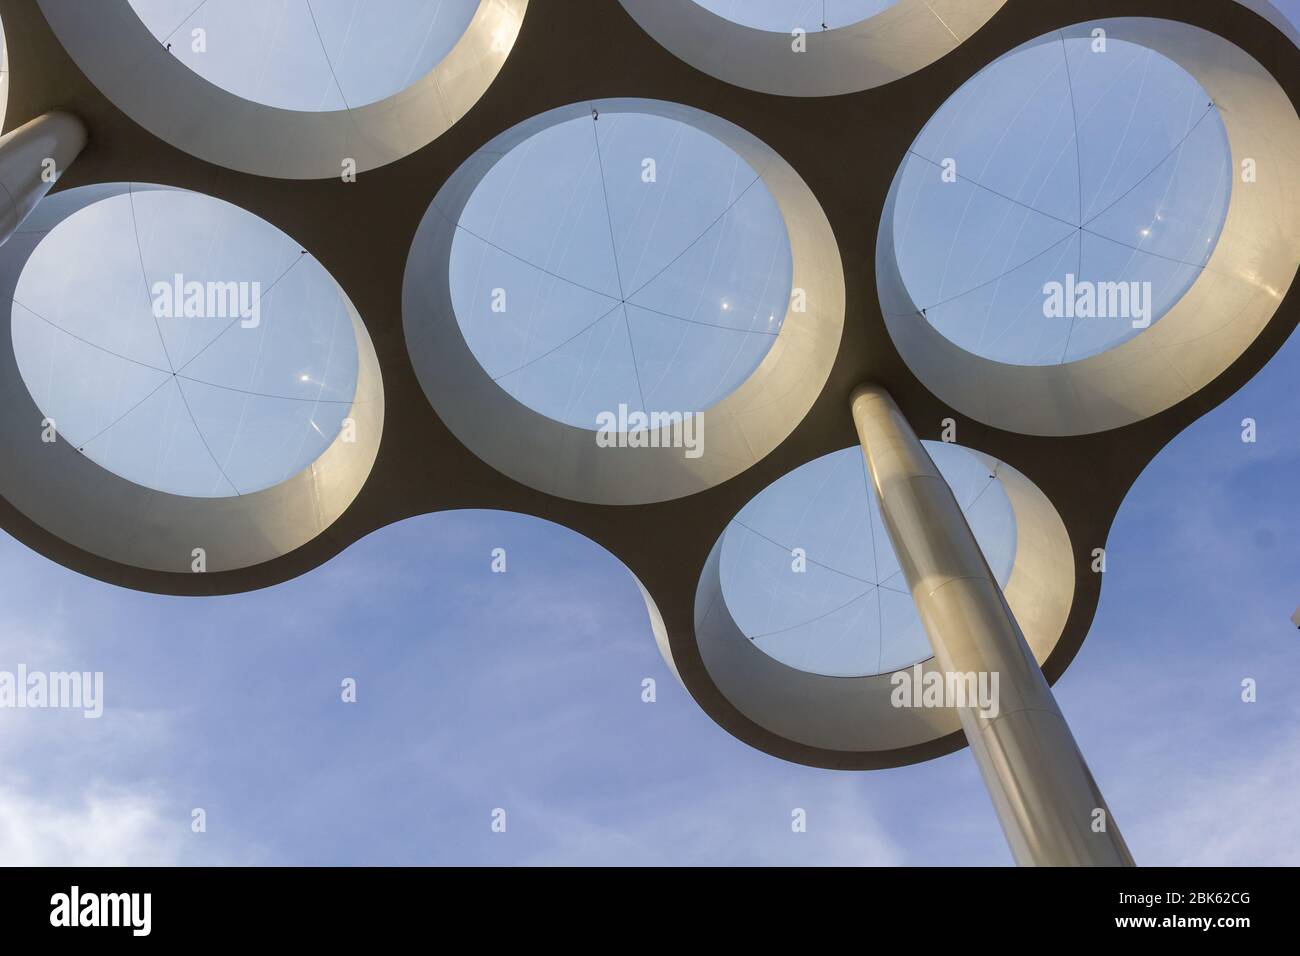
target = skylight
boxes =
[691,0,898,32]
[891,32,1231,365]
[11,186,359,497]
[720,443,1016,678]
[447,108,792,430]
[126,0,480,112]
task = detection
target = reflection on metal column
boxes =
[0,111,86,248]
[850,384,1134,867]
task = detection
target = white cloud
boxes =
[0,782,189,866]
[1131,729,1300,866]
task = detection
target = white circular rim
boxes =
[402,97,845,506]
[878,17,1300,436]
[0,183,384,573]
[688,448,1073,754]
[0,15,9,132]
[617,0,1007,97]
[717,442,1019,679]
[36,0,529,179]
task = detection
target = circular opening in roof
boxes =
[449,108,793,430]
[11,186,359,497]
[38,0,528,178]
[876,17,1298,437]
[126,0,480,112]
[720,443,1015,678]
[617,0,1007,98]
[892,32,1232,366]
[690,0,898,32]
[403,98,844,506]
[690,440,1073,758]
[0,183,383,573]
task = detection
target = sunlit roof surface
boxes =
[12,186,358,497]
[892,33,1231,365]
[447,109,792,430]
[720,443,1016,677]
[0,16,8,130]
[692,0,898,32]
[127,0,480,112]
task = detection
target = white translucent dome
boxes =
[892,33,1231,366]
[11,186,359,497]
[691,0,898,32]
[126,0,480,112]
[448,108,792,430]
[720,443,1016,678]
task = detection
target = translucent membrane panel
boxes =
[12,188,359,497]
[692,0,898,32]
[892,34,1231,366]
[448,110,793,430]
[720,444,1016,678]
[127,0,480,112]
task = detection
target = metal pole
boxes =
[0,112,86,248]
[851,384,1134,867]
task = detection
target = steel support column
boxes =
[0,111,85,247]
[851,384,1134,866]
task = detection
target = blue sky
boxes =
[1,319,1295,864]
[0,3,1297,866]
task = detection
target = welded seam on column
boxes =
[921,573,990,600]
[898,468,960,489]
[970,706,1070,732]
